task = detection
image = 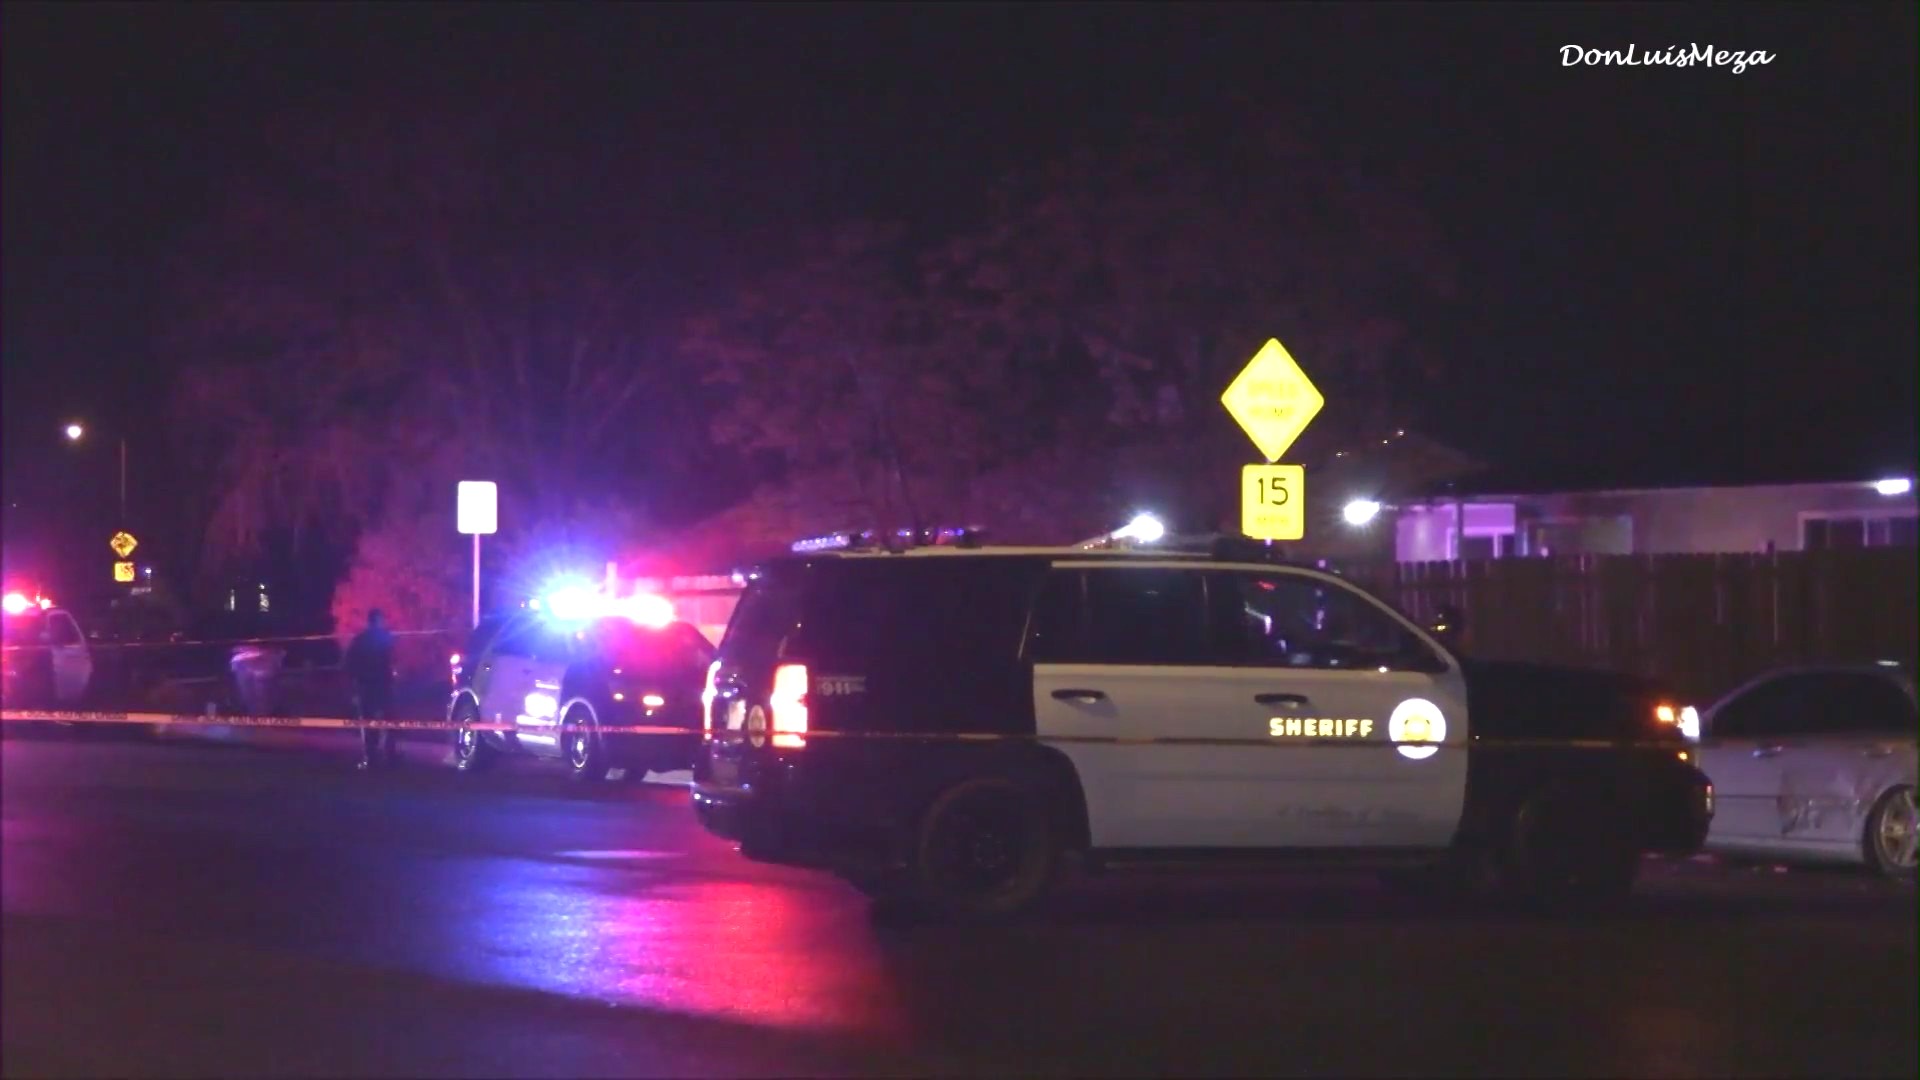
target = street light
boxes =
[1114,513,1166,543]
[1342,499,1383,526]
[61,421,128,525]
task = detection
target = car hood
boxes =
[1461,659,1686,742]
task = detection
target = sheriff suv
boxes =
[449,607,715,780]
[692,531,1714,918]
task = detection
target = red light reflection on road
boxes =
[457,865,909,1040]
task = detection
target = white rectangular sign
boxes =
[457,481,498,536]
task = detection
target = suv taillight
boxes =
[770,662,809,749]
[700,660,720,734]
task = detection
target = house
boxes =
[1390,476,1917,561]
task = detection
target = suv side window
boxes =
[1079,568,1209,666]
[1025,570,1084,664]
[47,614,83,648]
[1213,572,1444,672]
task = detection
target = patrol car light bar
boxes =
[789,526,986,554]
[2,592,51,616]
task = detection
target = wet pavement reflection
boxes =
[3,735,1915,1078]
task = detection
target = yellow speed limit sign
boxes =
[1241,464,1304,541]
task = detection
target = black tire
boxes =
[561,707,614,782]
[907,776,1061,921]
[1501,785,1640,912]
[451,699,496,773]
[1862,785,1918,883]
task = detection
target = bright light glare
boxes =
[1680,706,1701,742]
[523,691,558,720]
[62,423,84,441]
[1114,513,1166,543]
[1343,499,1383,526]
[544,584,600,622]
[1874,477,1912,496]
[614,593,675,629]
[1,592,30,616]
[641,693,666,709]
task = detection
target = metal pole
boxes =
[118,437,128,525]
[472,533,482,628]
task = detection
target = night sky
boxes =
[4,3,1916,549]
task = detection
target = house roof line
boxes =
[1401,477,1912,503]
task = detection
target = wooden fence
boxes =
[1341,549,1918,702]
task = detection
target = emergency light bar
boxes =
[789,526,987,554]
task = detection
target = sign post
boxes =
[456,482,499,629]
[1220,338,1324,542]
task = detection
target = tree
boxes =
[166,89,811,607]
[681,220,943,534]
[923,107,1464,537]
[679,105,1467,549]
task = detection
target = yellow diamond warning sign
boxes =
[109,531,139,559]
[1220,338,1324,463]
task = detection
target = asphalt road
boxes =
[3,730,1915,1079]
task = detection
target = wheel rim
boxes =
[1875,788,1918,870]
[927,792,1030,899]
[567,721,592,769]
[456,727,477,757]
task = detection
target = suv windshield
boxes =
[587,620,714,675]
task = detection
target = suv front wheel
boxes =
[907,776,1062,920]
[562,707,614,782]
[451,699,495,772]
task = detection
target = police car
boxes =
[692,528,1714,918]
[448,589,715,780]
[2,591,93,711]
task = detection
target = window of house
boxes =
[1804,515,1919,550]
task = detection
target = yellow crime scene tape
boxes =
[0,711,1693,756]
[0,709,698,736]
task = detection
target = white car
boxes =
[1694,664,1917,879]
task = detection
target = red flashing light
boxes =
[770,663,809,749]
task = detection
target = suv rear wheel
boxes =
[1501,784,1640,912]
[907,776,1061,920]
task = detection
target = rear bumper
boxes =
[691,748,899,872]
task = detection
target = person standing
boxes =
[345,609,397,770]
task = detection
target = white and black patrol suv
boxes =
[692,530,1714,917]
[449,610,715,779]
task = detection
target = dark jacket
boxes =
[344,626,396,705]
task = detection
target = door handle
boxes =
[1051,688,1107,704]
[1862,745,1895,759]
[1752,744,1784,758]
[1255,693,1309,708]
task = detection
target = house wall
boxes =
[1394,481,1917,560]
